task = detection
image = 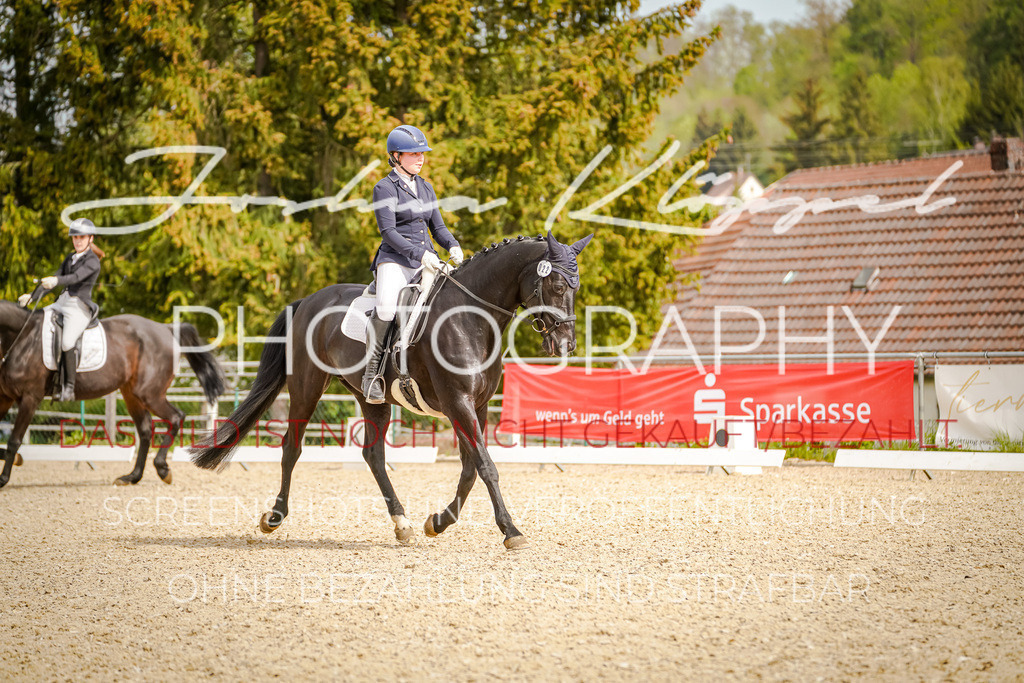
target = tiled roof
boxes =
[659,141,1024,357]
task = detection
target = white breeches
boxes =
[50,292,91,351]
[374,262,418,322]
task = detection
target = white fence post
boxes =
[105,395,117,438]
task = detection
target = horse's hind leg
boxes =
[0,395,39,488]
[114,392,152,486]
[424,405,482,538]
[259,375,326,534]
[149,397,184,485]
[358,400,414,543]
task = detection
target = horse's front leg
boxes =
[358,401,414,543]
[0,395,40,488]
[424,406,481,539]
[0,398,20,467]
[441,401,526,550]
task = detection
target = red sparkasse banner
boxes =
[499,362,916,445]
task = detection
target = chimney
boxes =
[991,137,1024,172]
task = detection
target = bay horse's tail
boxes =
[175,323,226,404]
[191,300,303,471]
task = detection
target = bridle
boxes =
[519,260,578,335]
[433,258,578,340]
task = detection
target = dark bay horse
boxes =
[192,232,592,549]
[0,301,225,487]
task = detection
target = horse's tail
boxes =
[190,299,303,471]
[175,323,226,404]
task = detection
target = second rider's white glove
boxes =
[18,294,30,308]
[449,246,464,265]
[421,252,442,272]
[41,276,59,290]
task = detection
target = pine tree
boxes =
[834,70,884,163]
[780,78,832,169]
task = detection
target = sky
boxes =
[638,0,807,26]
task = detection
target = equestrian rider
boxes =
[18,218,102,401]
[362,125,464,404]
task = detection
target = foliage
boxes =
[649,0,1013,180]
[2,0,722,359]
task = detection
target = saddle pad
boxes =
[41,308,108,372]
[340,293,376,343]
[341,266,441,347]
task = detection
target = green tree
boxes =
[780,78,833,169]
[960,0,1024,140]
[832,69,883,163]
[962,57,1024,140]
[2,0,722,356]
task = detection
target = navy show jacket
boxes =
[370,170,459,271]
[29,249,101,307]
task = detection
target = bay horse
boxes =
[0,301,225,487]
[192,232,592,549]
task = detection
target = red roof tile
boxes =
[660,141,1024,357]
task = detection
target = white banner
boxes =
[935,365,1024,450]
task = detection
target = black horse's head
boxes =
[522,232,593,356]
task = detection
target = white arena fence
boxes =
[3,351,1022,473]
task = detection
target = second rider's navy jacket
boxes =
[29,249,101,307]
[370,170,459,271]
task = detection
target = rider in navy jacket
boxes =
[371,170,459,271]
[19,218,102,401]
[362,125,464,404]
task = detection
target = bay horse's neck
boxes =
[452,238,547,315]
[0,302,31,337]
[0,302,32,361]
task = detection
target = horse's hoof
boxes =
[395,525,415,543]
[158,470,172,485]
[113,476,136,486]
[14,453,23,467]
[423,515,438,537]
[259,512,281,534]
[503,535,529,550]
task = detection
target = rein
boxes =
[433,256,577,338]
[435,266,518,318]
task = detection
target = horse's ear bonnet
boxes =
[543,232,593,289]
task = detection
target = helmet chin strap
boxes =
[390,153,418,179]
[73,235,94,253]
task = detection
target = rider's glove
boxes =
[421,252,442,272]
[449,246,464,265]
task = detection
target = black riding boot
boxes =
[360,312,391,404]
[59,348,79,402]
